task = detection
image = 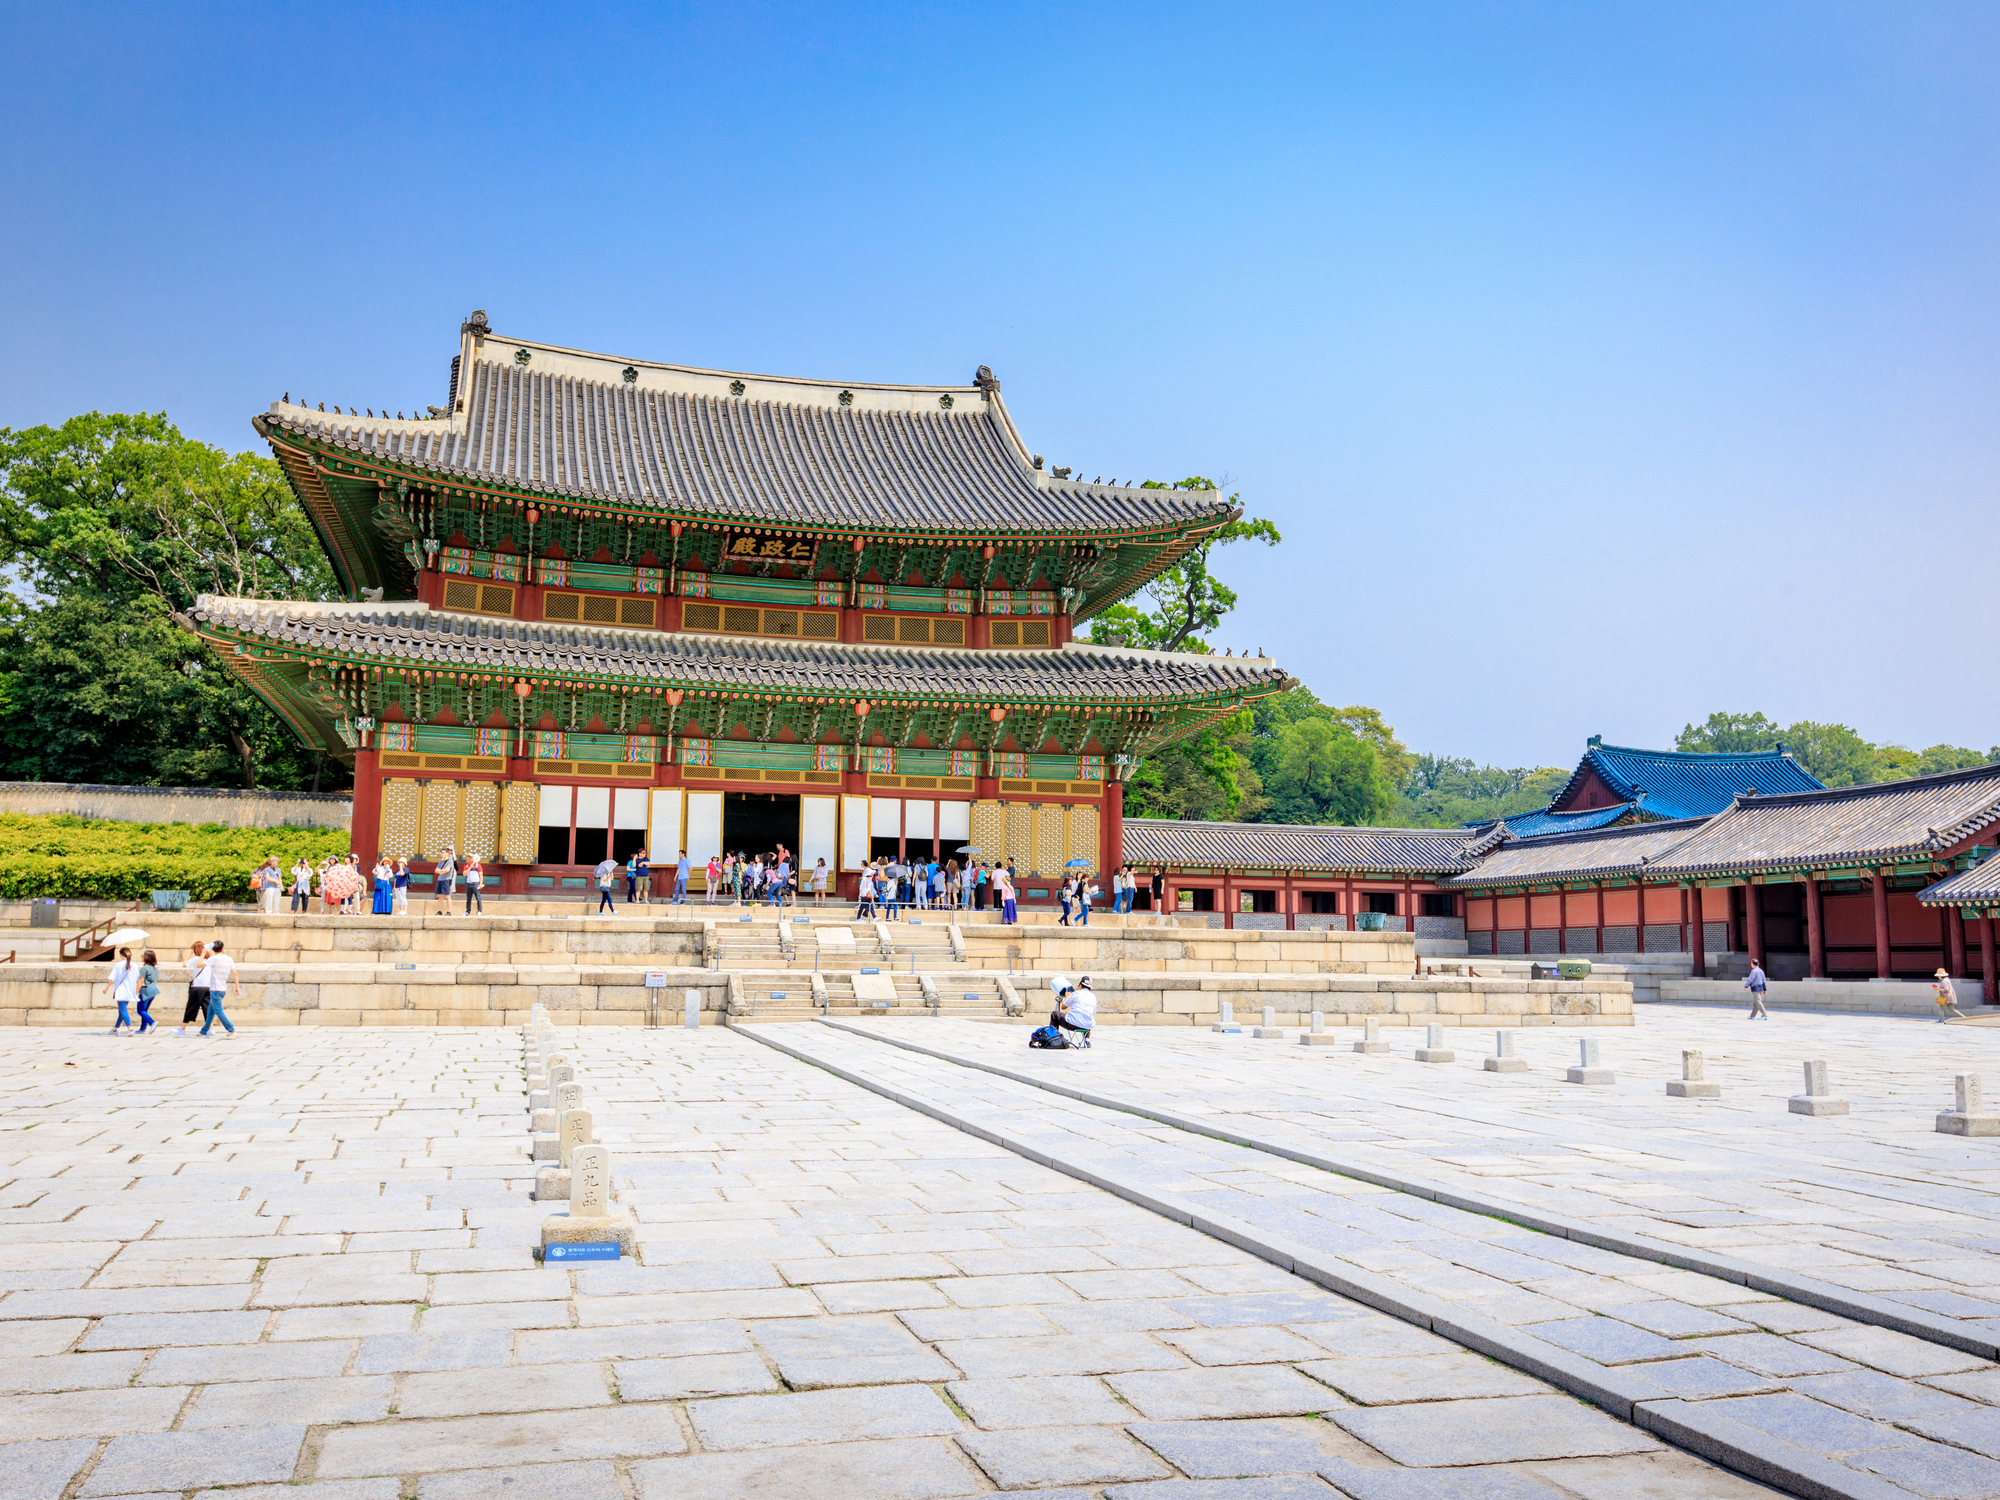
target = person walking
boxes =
[855,863,877,920]
[625,851,639,904]
[103,947,138,1034]
[1058,873,1074,926]
[292,856,313,913]
[996,862,1018,926]
[371,857,394,915]
[812,858,828,907]
[463,855,484,915]
[771,854,791,908]
[594,856,619,915]
[178,940,210,1035]
[673,849,690,905]
[635,849,651,905]
[392,857,410,915]
[1935,968,1968,1022]
[136,949,158,1035]
[1744,958,1769,1019]
[199,941,237,1036]
[705,854,721,905]
[1078,872,1094,927]
[433,850,457,916]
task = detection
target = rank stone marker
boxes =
[560,1106,594,1164]
[1212,1000,1241,1034]
[1936,1074,1999,1136]
[1567,1037,1615,1085]
[542,1144,636,1257]
[1484,1029,1528,1073]
[1415,1022,1455,1063]
[1354,1016,1390,1054]
[1302,1008,1340,1046]
[1668,1048,1722,1099]
[1254,1005,1284,1038]
[1789,1058,1851,1116]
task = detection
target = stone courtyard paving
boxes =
[0,1023,1783,1500]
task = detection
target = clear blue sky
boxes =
[5,2,1997,769]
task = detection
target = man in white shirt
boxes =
[1050,974,1096,1048]
[199,942,238,1036]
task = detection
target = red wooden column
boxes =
[1688,885,1707,978]
[1746,879,1765,965]
[1871,868,1892,978]
[1103,779,1125,879]
[351,745,383,863]
[1982,915,1997,1003]
[1402,878,1415,935]
[1594,881,1606,954]
[1804,873,1826,979]
[1634,885,1647,955]
[1344,876,1356,932]
[1558,887,1569,954]
[1948,904,1968,978]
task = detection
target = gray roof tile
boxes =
[260,354,1233,536]
[1125,819,1477,874]
[1439,820,1707,889]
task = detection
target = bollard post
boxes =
[1484,1028,1527,1073]
[1415,1021,1455,1063]
[1937,1074,1999,1136]
[1788,1058,1849,1116]
[1668,1049,1722,1098]
[1567,1036,1615,1085]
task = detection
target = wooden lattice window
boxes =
[861,615,965,646]
[684,603,838,640]
[381,779,421,859]
[501,781,538,864]
[989,620,1052,648]
[543,590,654,628]
[442,580,517,617]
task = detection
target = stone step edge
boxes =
[741,1023,1902,1500]
[814,1017,2000,1366]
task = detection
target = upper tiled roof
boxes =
[1440,820,1708,889]
[1920,857,2000,907]
[183,596,1290,705]
[1550,742,1823,821]
[1465,803,1635,840]
[1646,764,2000,879]
[1124,819,1478,875]
[256,336,1235,537]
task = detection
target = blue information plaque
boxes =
[545,1242,621,1262]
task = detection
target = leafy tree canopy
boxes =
[0,412,345,791]
[1089,478,1280,654]
[1676,710,1995,788]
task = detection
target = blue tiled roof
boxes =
[1472,803,1637,840]
[1551,743,1823,822]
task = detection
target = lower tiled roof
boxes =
[1466,803,1636,840]
[1439,820,1708,889]
[184,596,1290,706]
[1124,819,1477,875]
[1920,858,2000,907]
[1645,764,2000,879]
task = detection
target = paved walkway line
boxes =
[812,1017,2000,1365]
[736,1021,1911,1500]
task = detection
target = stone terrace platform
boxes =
[0,911,1634,1031]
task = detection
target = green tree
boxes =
[1121,711,1262,822]
[0,595,344,792]
[1260,716,1395,825]
[1915,743,1997,776]
[1675,711,1783,755]
[1774,720,1872,787]
[0,412,345,790]
[0,411,336,609]
[1088,478,1280,653]
[1391,757,1569,828]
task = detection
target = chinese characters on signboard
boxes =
[717,530,816,566]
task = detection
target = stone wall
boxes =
[1658,977,1949,1017]
[0,781,352,830]
[1085,972,1632,1028]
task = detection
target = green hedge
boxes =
[0,814,349,903]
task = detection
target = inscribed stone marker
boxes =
[559,1108,593,1165]
[1938,1074,2000,1136]
[1567,1037,1615,1085]
[1788,1057,1849,1116]
[1484,1029,1527,1073]
[684,989,700,1029]
[570,1145,610,1217]
[1354,1016,1389,1054]
[1415,1022,1454,1063]
[1668,1048,1722,1099]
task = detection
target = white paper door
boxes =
[801,795,838,874]
[903,799,935,842]
[538,784,572,829]
[939,800,971,844]
[870,798,902,838]
[574,785,611,833]
[840,795,870,869]
[685,791,723,867]
[648,790,683,862]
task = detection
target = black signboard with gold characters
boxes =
[716,529,817,567]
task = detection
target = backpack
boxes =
[1029,1025,1068,1050]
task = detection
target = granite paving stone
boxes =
[1333,1395,1663,1465]
[1302,1354,1546,1405]
[1108,1364,1342,1419]
[396,1363,612,1417]
[1520,1316,1682,1364]
[8,1385,189,1441]
[316,1406,686,1477]
[627,1438,986,1500]
[415,1459,625,1500]
[142,1338,354,1384]
[184,1374,395,1428]
[614,1352,779,1399]
[0,1439,96,1500]
[687,1382,962,1450]
[1126,1417,1386,1478]
[956,1425,1174,1488]
[947,1374,1134,1428]
[80,1425,306,1496]
[0,1351,147,1394]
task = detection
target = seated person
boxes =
[1049,974,1096,1047]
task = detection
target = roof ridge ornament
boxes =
[973,365,1000,397]
[462,310,490,342]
